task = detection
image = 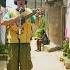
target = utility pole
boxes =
[35,0,36,8]
[41,0,42,7]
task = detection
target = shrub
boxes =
[0,44,7,54]
[62,39,69,57]
[67,49,70,59]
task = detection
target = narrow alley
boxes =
[0,0,70,70]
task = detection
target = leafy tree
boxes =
[0,0,6,7]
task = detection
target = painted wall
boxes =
[66,0,70,38]
[66,0,70,48]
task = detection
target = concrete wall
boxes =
[48,6,65,46]
[27,0,45,9]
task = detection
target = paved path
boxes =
[0,40,66,70]
[31,40,66,70]
[0,61,7,70]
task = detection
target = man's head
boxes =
[14,0,25,8]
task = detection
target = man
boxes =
[1,0,33,70]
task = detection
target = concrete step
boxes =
[42,42,61,52]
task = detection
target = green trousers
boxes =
[7,43,33,70]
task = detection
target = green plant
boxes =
[67,49,70,59]
[62,39,69,56]
[62,39,70,59]
[0,43,7,54]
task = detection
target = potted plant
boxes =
[63,39,69,57]
[64,48,70,69]
[62,39,70,69]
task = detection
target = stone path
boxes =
[0,61,7,70]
